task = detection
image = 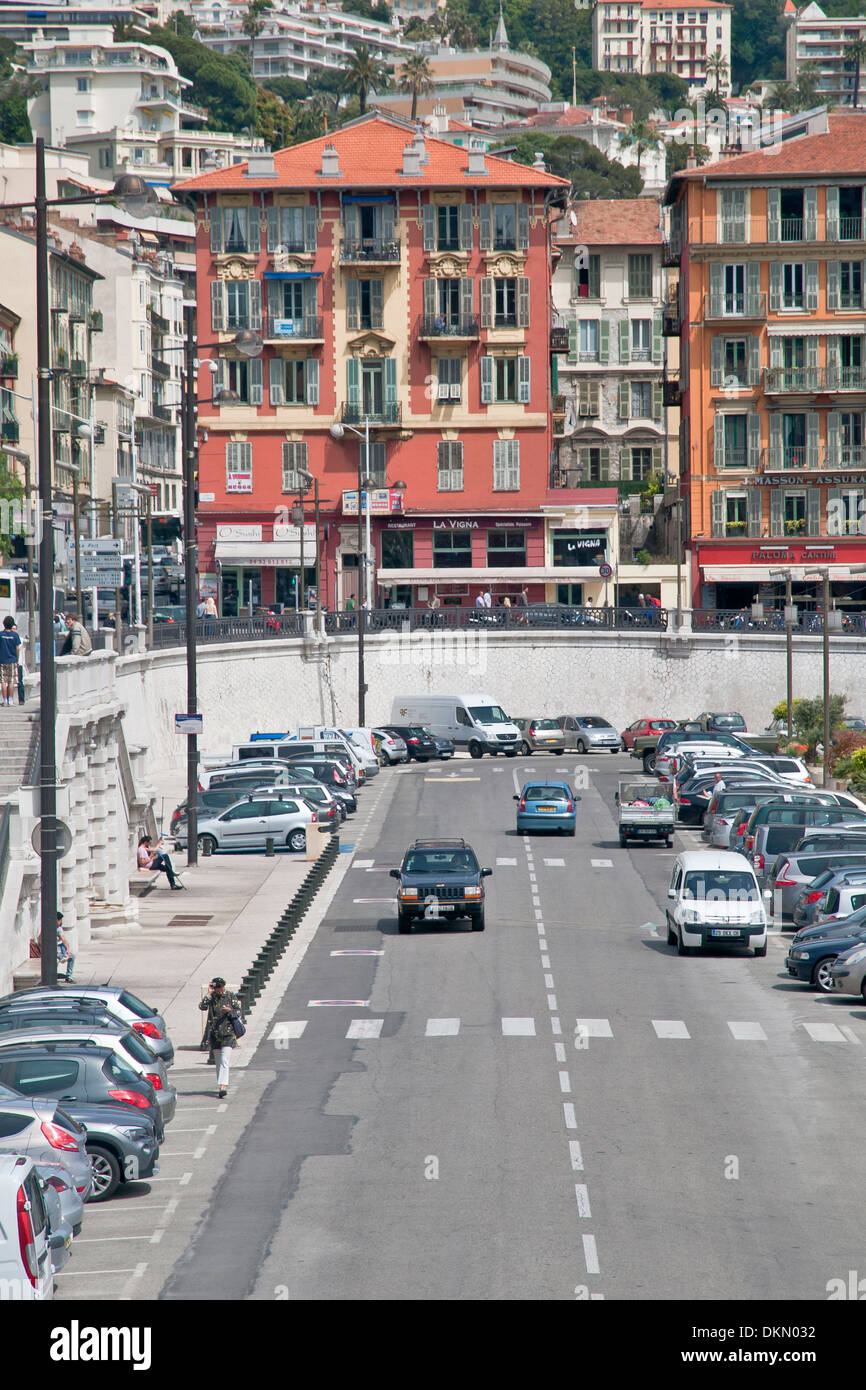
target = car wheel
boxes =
[288,829,307,852]
[505,750,516,758]
[554,749,564,756]
[666,917,676,946]
[619,831,627,847]
[471,912,485,932]
[666,835,673,848]
[468,742,483,759]
[677,929,690,957]
[642,752,656,774]
[610,747,618,754]
[576,740,586,755]
[754,942,768,958]
[813,956,836,992]
[519,740,531,756]
[86,1144,121,1202]
[397,911,412,935]
[620,739,628,752]
[198,834,217,855]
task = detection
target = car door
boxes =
[217,801,269,849]
[262,799,304,846]
[2,1056,82,1103]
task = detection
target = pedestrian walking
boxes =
[0,616,21,705]
[482,589,492,609]
[62,613,92,656]
[199,977,242,1098]
[196,597,207,620]
[474,592,485,609]
[56,912,79,983]
[137,834,184,890]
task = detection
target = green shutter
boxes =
[344,204,360,241]
[249,355,262,406]
[714,413,724,469]
[210,280,224,332]
[479,204,492,251]
[568,318,578,363]
[652,444,662,474]
[267,279,281,321]
[249,280,262,331]
[806,261,819,311]
[210,207,223,255]
[652,382,662,420]
[804,186,817,241]
[769,412,782,468]
[827,410,841,465]
[381,202,394,244]
[269,356,284,406]
[304,205,318,253]
[517,356,530,404]
[305,357,319,406]
[748,413,760,470]
[652,316,662,364]
[588,255,600,299]
[769,262,782,311]
[826,186,839,242]
[346,278,359,331]
[598,445,609,480]
[709,262,723,317]
[423,278,436,321]
[618,319,630,363]
[460,277,473,320]
[480,277,493,328]
[247,206,260,253]
[384,357,397,408]
[747,335,760,387]
[711,489,725,536]
[517,202,529,250]
[347,357,360,407]
[827,261,839,309]
[423,204,436,251]
[370,279,383,326]
[481,355,493,404]
[746,261,761,313]
[517,277,530,327]
[806,411,820,468]
[598,319,609,363]
[767,187,780,243]
[266,205,279,252]
[711,336,723,387]
[459,203,473,251]
[618,381,629,419]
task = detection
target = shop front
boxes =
[374,512,549,607]
[694,540,866,615]
[208,522,318,616]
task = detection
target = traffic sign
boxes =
[599,562,613,580]
[175,713,203,735]
[31,819,73,860]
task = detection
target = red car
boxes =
[619,718,679,751]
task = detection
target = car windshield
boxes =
[579,717,612,729]
[468,707,508,724]
[524,786,569,802]
[652,720,678,730]
[710,714,746,730]
[682,871,759,901]
[403,849,479,874]
[117,991,154,1020]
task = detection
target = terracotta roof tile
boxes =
[670,111,866,182]
[556,198,662,246]
[172,114,568,194]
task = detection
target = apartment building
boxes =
[785,3,866,109]
[665,110,866,611]
[592,0,732,95]
[174,114,571,615]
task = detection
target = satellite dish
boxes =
[569,209,578,226]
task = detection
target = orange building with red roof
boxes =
[173,113,569,615]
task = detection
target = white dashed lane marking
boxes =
[801,1020,848,1043]
[728,1021,768,1041]
[501,1017,536,1036]
[496,857,518,865]
[268,1021,307,1041]
[652,1020,691,1039]
[346,1019,384,1039]
[575,1018,614,1038]
[590,859,613,868]
[425,1018,460,1036]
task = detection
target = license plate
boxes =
[711,928,742,937]
[537,805,557,812]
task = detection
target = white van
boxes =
[665,850,768,957]
[231,736,367,784]
[296,727,379,777]
[391,693,521,758]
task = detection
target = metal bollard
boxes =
[265,836,275,857]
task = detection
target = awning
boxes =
[702,564,863,582]
[263,271,323,280]
[376,566,613,584]
[767,322,866,336]
[214,540,317,567]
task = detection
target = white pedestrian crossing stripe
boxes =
[425,1018,460,1036]
[544,858,565,867]
[346,1019,384,1039]
[268,1021,307,1041]
[576,1018,613,1038]
[352,859,375,868]
[591,859,613,868]
[652,1020,690,1039]
[501,1017,536,1036]
[801,1020,847,1043]
[496,857,518,866]
[727,1022,768,1041]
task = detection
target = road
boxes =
[159,751,866,1301]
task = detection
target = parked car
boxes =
[1,987,172,1064]
[769,850,866,920]
[0,1097,92,1199]
[178,794,317,855]
[272,760,357,810]
[170,786,263,838]
[371,729,408,765]
[792,828,866,855]
[198,764,294,794]
[423,728,455,759]
[0,1044,164,1140]
[378,725,438,762]
[390,839,493,933]
[512,718,567,756]
[37,1165,80,1259]
[673,769,786,826]
[0,1002,174,1067]
[665,851,767,957]
[694,712,749,735]
[703,788,789,848]
[0,1152,54,1299]
[557,715,621,754]
[653,734,751,783]
[792,869,866,930]
[0,1028,175,1123]
[514,781,579,835]
[619,718,679,752]
[827,939,866,999]
[59,1102,160,1202]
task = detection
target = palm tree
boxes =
[618,119,662,180]
[705,48,729,101]
[241,0,272,67]
[399,53,434,121]
[844,38,866,108]
[341,45,390,116]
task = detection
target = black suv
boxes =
[390,839,492,933]
[381,726,438,762]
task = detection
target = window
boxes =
[437,441,464,491]
[779,188,804,241]
[631,381,652,417]
[486,529,526,566]
[76,76,89,92]
[347,277,384,331]
[783,491,806,535]
[436,357,462,402]
[493,439,520,490]
[359,440,386,486]
[381,530,414,567]
[631,319,652,360]
[627,253,653,299]
[725,494,747,535]
[840,261,863,309]
[495,278,517,326]
[267,205,315,254]
[575,253,601,299]
[226,440,253,492]
[225,280,250,330]
[580,320,599,360]
[281,440,308,491]
[13,1059,79,1094]
[269,356,318,406]
[211,205,258,255]
[578,446,610,481]
[437,205,460,250]
[724,338,748,385]
[630,447,654,480]
[494,358,518,402]
[578,380,600,417]
[841,412,863,465]
[493,204,517,250]
[719,187,746,243]
[782,263,805,309]
[433,529,472,567]
[76,110,92,126]
[553,530,607,564]
[436,278,462,324]
[722,413,748,469]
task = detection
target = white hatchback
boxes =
[0,1153,54,1300]
[666,850,768,957]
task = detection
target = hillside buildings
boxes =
[591,0,732,96]
[785,2,866,109]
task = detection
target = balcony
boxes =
[152,403,173,422]
[418,315,479,341]
[662,304,680,336]
[838,217,863,241]
[704,292,767,321]
[53,351,69,372]
[89,310,103,332]
[552,394,566,436]
[340,402,402,427]
[663,377,681,406]
[662,237,681,267]
[70,358,87,378]
[549,315,569,353]
[147,305,170,335]
[718,450,748,471]
[761,446,813,471]
[1,416,19,444]
[151,357,170,379]
[265,315,325,343]
[340,238,401,265]
[779,218,804,242]
[1,353,18,379]
[764,366,866,394]
[827,365,866,392]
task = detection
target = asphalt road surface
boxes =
[160,752,866,1301]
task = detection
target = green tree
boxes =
[492,132,643,197]
[843,37,866,108]
[764,62,820,114]
[705,48,729,100]
[341,44,390,114]
[730,0,786,89]
[346,0,392,19]
[0,457,24,559]
[398,52,434,121]
[147,25,257,131]
[0,37,35,143]
[241,0,273,64]
[618,118,662,179]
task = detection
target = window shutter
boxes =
[714,413,724,469]
[747,485,762,537]
[517,202,529,250]
[652,381,662,420]
[249,279,262,330]
[568,318,578,362]
[480,277,493,327]
[746,261,760,312]
[598,445,609,479]
[806,261,819,311]
[827,261,840,309]
[618,381,629,419]
[517,355,531,403]
[381,201,394,244]
[769,487,783,535]
[459,203,473,251]
[384,357,397,409]
[862,260,866,309]
[269,355,284,405]
[748,412,760,470]
[806,486,820,537]
[248,206,261,253]
[304,205,318,253]
[769,335,782,369]
[652,444,662,474]
[806,335,819,385]
[249,355,263,406]
[588,255,600,299]
[807,411,820,468]
[766,187,780,243]
[618,319,630,363]
[346,278,359,330]
[652,316,662,364]
[422,204,435,251]
[479,204,492,251]
[827,484,842,536]
[267,279,281,321]
[517,277,530,327]
[305,356,319,405]
[210,207,223,254]
[210,280,224,332]
[747,335,760,386]
[711,489,725,537]
[347,357,360,407]
[826,186,839,242]
[599,318,610,363]
[711,336,723,387]
[508,439,520,488]
[590,380,600,416]
[370,279,383,325]
[344,203,360,241]
[769,412,782,468]
[710,261,723,317]
[481,355,494,404]
[423,277,437,320]
[769,261,782,312]
[266,206,279,252]
[827,410,841,465]
[460,277,473,320]
[804,186,817,242]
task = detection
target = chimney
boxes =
[244,152,276,178]
[401,142,421,176]
[686,146,697,169]
[466,148,488,177]
[532,150,545,171]
[412,125,429,166]
[319,143,342,178]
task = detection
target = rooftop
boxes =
[666,111,866,193]
[555,199,662,247]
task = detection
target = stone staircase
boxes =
[0,707,38,801]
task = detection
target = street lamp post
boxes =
[294,467,322,633]
[770,568,795,741]
[329,419,371,724]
